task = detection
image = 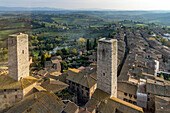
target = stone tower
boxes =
[8,33,29,81]
[97,38,117,97]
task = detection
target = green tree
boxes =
[70,48,77,55]
[56,49,63,56]
[93,38,97,49]
[160,73,164,79]
[61,48,69,55]
[78,37,86,46]
[86,39,90,51]
[39,50,43,56]
[41,54,46,67]
[60,61,68,73]
[148,31,153,35]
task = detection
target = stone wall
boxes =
[0,89,23,111]
[8,33,29,81]
[117,90,137,105]
[97,38,117,97]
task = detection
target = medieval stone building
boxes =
[8,33,29,81]
[97,38,117,97]
[0,33,71,112]
[83,38,144,113]
[0,33,38,112]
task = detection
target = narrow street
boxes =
[117,32,129,77]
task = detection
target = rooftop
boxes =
[87,88,143,113]
[155,96,170,113]
[0,75,38,90]
[41,78,69,93]
[9,33,28,38]
[98,38,117,43]
[118,81,137,95]
[6,92,65,113]
[63,101,79,113]
[66,68,97,88]
[146,79,170,96]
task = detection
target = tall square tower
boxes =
[8,33,29,81]
[97,38,117,97]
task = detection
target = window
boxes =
[129,100,132,103]
[134,95,137,99]
[22,50,24,54]
[15,89,17,91]
[148,98,150,101]
[85,87,89,90]
[4,89,6,92]
[82,90,84,94]
[129,94,132,98]
[133,101,137,105]
[124,93,127,96]
[103,73,105,76]
[86,92,89,96]
[123,98,127,102]
[15,95,18,99]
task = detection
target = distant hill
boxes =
[0,6,65,11]
[0,6,170,26]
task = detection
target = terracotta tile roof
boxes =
[89,88,144,113]
[110,97,143,112]
[37,70,48,76]
[68,68,80,73]
[0,75,38,90]
[46,72,68,82]
[118,81,137,95]
[63,101,79,113]
[34,86,47,92]
[51,59,60,64]
[41,78,68,93]
[146,79,170,96]
[92,88,110,101]
[66,69,97,88]
[155,96,170,112]
[6,92,65,113]
[85,98,100,112]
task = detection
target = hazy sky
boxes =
[0,0,170,10]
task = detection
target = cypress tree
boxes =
[93,38,97,49]
[41,54,46,67]
[86,39,90,51]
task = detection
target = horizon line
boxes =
[0,6,170,11]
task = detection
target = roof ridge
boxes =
[86,76,90,88]
[110,97,143,112]
[89,74,97,80]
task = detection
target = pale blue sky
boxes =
[0,0,170,10]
